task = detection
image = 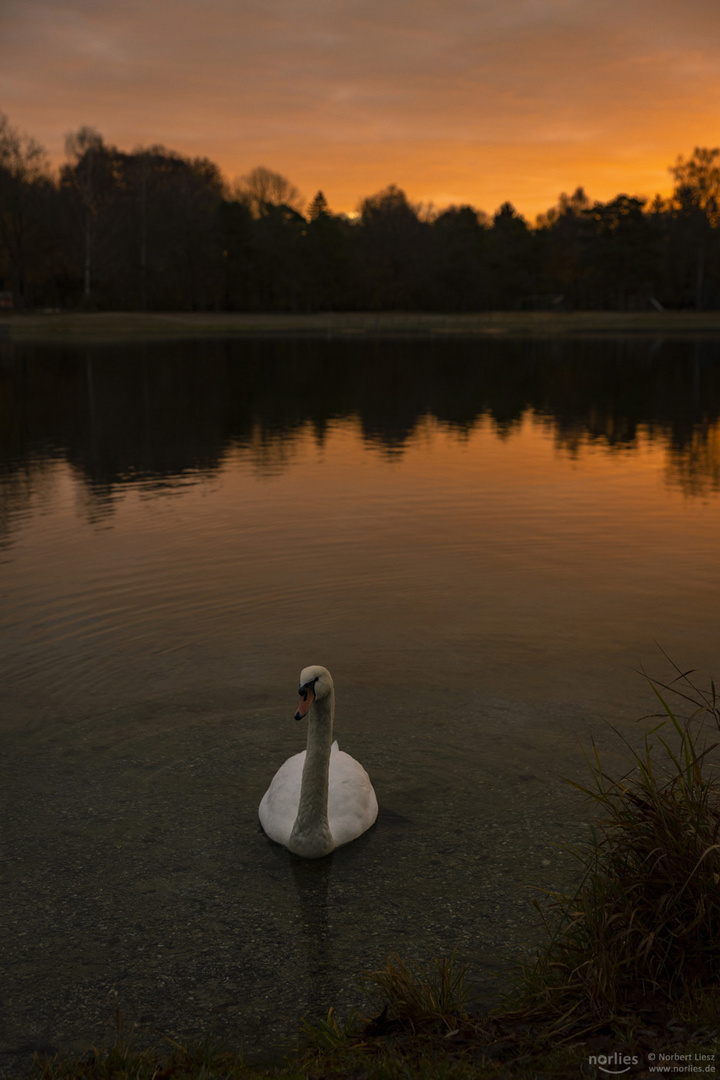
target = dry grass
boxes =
[515,659,720,1034]
[362,953,472,1033]
[6,309,720,343]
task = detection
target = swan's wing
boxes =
[258,750,305,847]
[327,749,378,848]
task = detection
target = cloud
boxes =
[2,0,720,214]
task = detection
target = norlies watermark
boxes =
[587,1049,718,1075]
[587,1050,639,1074]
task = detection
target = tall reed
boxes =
[519,663,720,1026]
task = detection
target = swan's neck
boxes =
[289,689,335,857]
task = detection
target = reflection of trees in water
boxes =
[0,458,56,546]
[665,421,720,496]
[2,336,720,512]
[235,420,313,477]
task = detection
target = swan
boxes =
[259,665,378,858]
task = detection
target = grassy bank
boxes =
[22,666,720,1079]
[4,310,720,344]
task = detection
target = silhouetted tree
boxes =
[234,166,304,218]
[356,185,434,308]
[431,205,490,310]
[0,113,53,308]
[307,191,329,221]
[61,127,109,305]
[151,153,225,309]
[534,187,591,307]
[486,202,536,308]
[536,188,659,309]
[669,147,720,308]
[251,202,308,310]
[303,192,355,310]
[218,197,256,309]
[59,139,228,310]
[583,195,659,309]
[126,151,153,310]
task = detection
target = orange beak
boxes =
[294,686,315,720]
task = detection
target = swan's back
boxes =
[259,749,305,847]
[259,741,377,851]
[327,746,378,847]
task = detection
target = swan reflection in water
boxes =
[259,666,378,858]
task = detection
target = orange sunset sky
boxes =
[2,0,720,221]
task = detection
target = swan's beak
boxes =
[294,686,314,720]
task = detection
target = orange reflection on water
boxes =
[196,412,720,707]
[4,410,720,724]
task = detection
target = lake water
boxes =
[2,336,720,1064]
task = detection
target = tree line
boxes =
[1,113,720,313]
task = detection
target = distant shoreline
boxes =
[4,309,720,344]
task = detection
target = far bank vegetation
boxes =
[1,114,720,315]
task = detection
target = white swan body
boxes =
[259,665,378,858]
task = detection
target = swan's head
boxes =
[294,664,333,720]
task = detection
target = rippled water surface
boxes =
[3,336,720,1063]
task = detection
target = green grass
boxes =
[23,661,720,1078]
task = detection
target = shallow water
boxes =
[2,337,720,1064]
